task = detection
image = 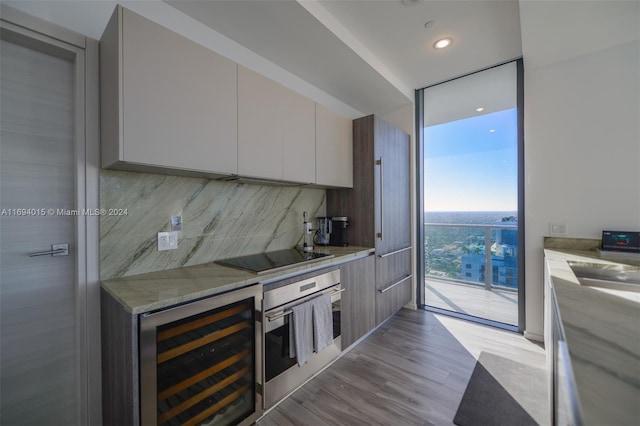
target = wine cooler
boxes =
[140,285,263,426]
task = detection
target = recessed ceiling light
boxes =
[401,0,423,5]
[476,107,485,112]
[434,38,452,49]
[489,129,496,133]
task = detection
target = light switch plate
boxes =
[549,222,568,236]
[158,231,178,251]
[171,215,182,231]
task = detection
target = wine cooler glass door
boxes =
[140,285,263,426]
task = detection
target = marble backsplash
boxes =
[100,170,326,280]
[543,237,601,250]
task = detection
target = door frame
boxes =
[415,59,525,333]
[0,6,101,424]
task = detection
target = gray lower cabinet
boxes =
[375,248,412,325]
[101,286,262,426]
[340,254,376,348]
[101,289,139,426]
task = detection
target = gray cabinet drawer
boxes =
[375,273,412,325]
[375,248,411,325]
[376,247,411,290]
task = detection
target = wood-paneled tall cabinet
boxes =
[327,115,412,326]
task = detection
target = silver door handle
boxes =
[376,156,383,240]
[29,243,69,257]
[379,246,412,258]
[379,275,412,293]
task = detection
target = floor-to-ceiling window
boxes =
[416,60,524,331]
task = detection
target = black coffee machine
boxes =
[329,216,349,247]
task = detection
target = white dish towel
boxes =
[289,299,314,366]
[311,293,333,353]
[289,293,335,366]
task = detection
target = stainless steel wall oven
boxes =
[262,268,342,408]
[140,284,263,426]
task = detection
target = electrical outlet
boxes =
[549,222,568,236]
[158,231,178,251]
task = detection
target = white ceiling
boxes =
[5,1,638,120]
[317,0,523,90]
[166,0,524,116]
[166,0,412,116]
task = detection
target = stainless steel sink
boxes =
[568,261,640,293]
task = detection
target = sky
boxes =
[424,108,518,212]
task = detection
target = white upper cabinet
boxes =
[101,6,352,187]
[282,88,316,183]
[237,66,283,181]
[315,104,353,188]
[238,66,315,183]
[100,6,238,176]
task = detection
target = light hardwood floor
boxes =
[425,278,519,326]
[257,308,545,426]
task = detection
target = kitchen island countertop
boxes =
[101,246,375,314]
[544,241,639,425]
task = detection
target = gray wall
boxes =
[100,170,326,280]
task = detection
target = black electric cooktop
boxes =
[216,249,333,274]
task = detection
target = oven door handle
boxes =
[265,288,345,322]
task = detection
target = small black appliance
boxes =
[329,216,349,247]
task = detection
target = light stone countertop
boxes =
[544,246,640,425]
[101,246,375,314]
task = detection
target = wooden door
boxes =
[1,36,80,425]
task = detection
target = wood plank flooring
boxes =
[425,278,519,326]
[257,309,545,426]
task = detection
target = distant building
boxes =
[461,222,518,288]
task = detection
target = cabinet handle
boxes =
[378,246,411,258]
[378,274,412,293]
[376,157,383,241]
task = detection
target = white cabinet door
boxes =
[102,7,238,175]
[238,66,315,183]
[315,104,353,188]
[237,66,283,180]
[282,89,315,183]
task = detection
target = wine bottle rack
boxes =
[152,299,256,426]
